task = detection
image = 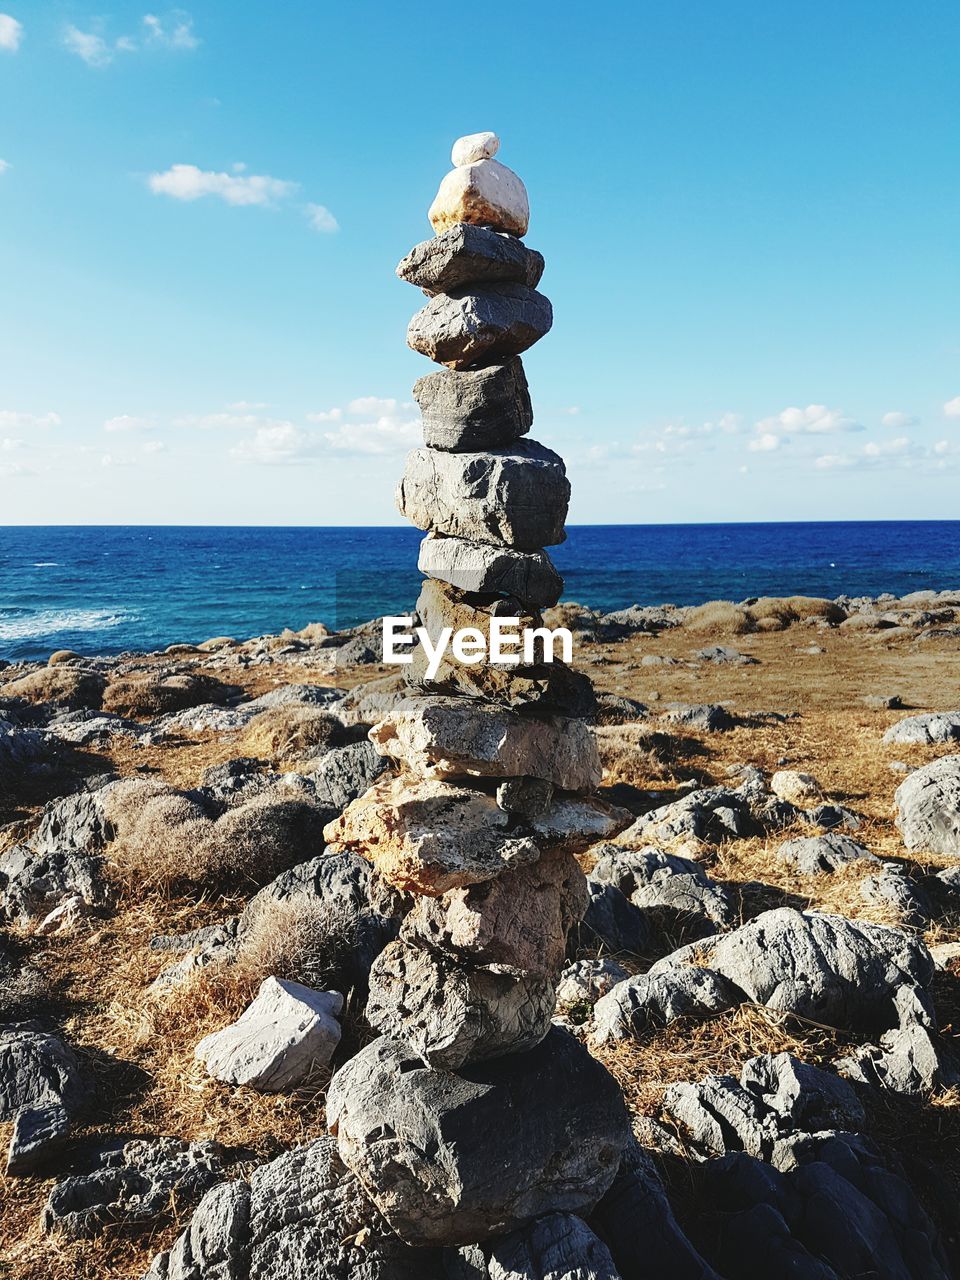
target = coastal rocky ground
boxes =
[1,586,960,1277]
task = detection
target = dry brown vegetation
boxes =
[2,609,960,1278]
[239,705,345,764]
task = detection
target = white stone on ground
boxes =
[195,976,343,1092]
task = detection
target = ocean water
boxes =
[1,522,959,662]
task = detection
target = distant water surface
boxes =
[1,522,959,662]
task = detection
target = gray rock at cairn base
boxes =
[419,533,562,606]
[398,439,569,551]
[327,1027,629,1246]
[413,359,533,452]
[366,939,556,1069]
[407,283,553,369]
[397,224,545,295]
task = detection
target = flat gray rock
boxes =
[776,833,878,875]
[418,534,562,606]
[0,1024,89,1122]
[327,1028,629,1246]
[488,1214,621,1280]
[7,1102,72,1175]
[883,712,960,745]
[307,739,388,810]
[397,439,569,551]
[895,755,960,856]
[407,283,553,369]
[590,846,735,939]
[412,359,534,452]
[44,1137,228,1238]
[195,977,343,1091]
[662,703,735,732]
[0,843,112,924]
[143,1137,439,1280]
[593,965,738,1043]
[398,225,544,295]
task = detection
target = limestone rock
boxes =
[144,1136,443,1280]
[43,1137,227,1237]
[370,695,601,790]
[31,788,112,853]
[883,711,960,745]
[366,940,556,1068]
[661,702,735,733]
[307,739,389,810]
[770,770,822,805]
[488,1214,621,1280]
[556,958,630,1010]
[578,879,652,956]
[451,131,500,166]
[7,1102,72,1175]
[401,846,588,974]
[0,843,112,925]
[409,581,593,716]
[496,776,554,819]
[407,284,552,370]
[327,1028,629,1245]
[593,966,738,1043]
[324,774,541,895]
[0,1024,89,1123]
[895,755,960,856]
[413,359,534,452]
[194,977,343,1091]
[429,158,529,237]
[776,833,878,875]
[397,439,569,550]
[590,846,735,939]
[419,534,562,606]
[398,225,544,296]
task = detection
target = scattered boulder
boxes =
[883,712,960,746]
[895,755,960,856]
[770,770,821,806]
[0,843,112,925]
[591,845,735,940]
[327,1028,629,1246]
[1,1024,90,1175]
[776,833,878,876]
[307,739,389,810]
[556,957,630,1010]
[195,977,343,1091]
[662,703,735,733]
[31,788,112,853]
[578,878,653,956]
[696,646,758,666]
[487,1213,620,1280]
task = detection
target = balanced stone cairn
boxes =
[324,133,630,1248]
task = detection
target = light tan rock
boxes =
[770,770,822,806]
[429,159,529,237]
[401,845,588,974]
[323,774,540,895]
[451,132,499,166]
[370,695,601,791]
[528,796,633,848]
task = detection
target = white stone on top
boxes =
[451,132,500,166]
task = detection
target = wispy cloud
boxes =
[749,432,781,453]
[305,202,338,233]
[148,163,297,207]
[229,422,318,465]
[754,404,863,438]
[0,159,9,176]
[0,13,22,52]
[881,410,918,429]
[815,436,924,471]
[0,410,61,429]
[104,414,152,432]
[944,396,960,419]
[63,11,198,66]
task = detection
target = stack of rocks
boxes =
[324,133,630,1247]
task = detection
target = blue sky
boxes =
[1,1,958,525]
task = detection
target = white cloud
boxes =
[149,163,297,207]
[305,203,338,233]
[0,459,33,477]
[881,410,918,429]
[227,400,270,411]
[63,24,115,66]
[815,436,922,471]
[142,440,166,454]
[323,414,420,455]
[1,436,23,451]
[944,396,960,418]
[0,159,9,176]
[306,407,342,422]
[174,411,281,430]
[0,14,23,51]
[749,432,781,453]
[104,414,151,432]
[143,11,198,49]
[562,406,581,416]
[347,396,398,416]
[230,422,317,465]
[755,404,863,438]
[0,410,60,429]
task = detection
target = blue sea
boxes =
[1,523,959,663]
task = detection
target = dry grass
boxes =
[680,595,844,637]
[102,672,233,719]
[239,705,344,764]
[1,665,105,709]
